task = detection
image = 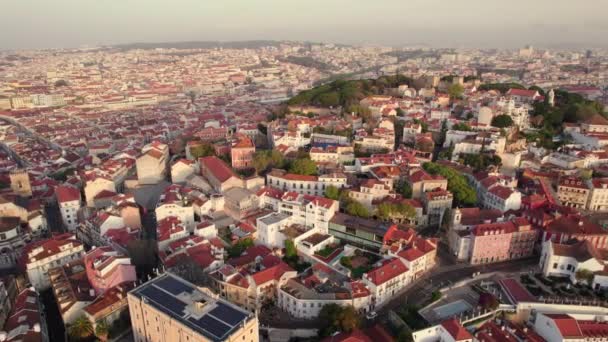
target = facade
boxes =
[258,187,339,232]
[9,169,32,197]
[224,188,259,221]
[348,179,392,210]
[155,185,196,230]
[231,134,255,169]
[211,255,296,313]
[557,177,590,209]
[408,169,448,199]
[129,273,259,342]
[362,258,410,309]
[23,233,85,291]
[84,176,116,207]
[0,217,30,269]
[468,218,537,265]
[540,239,608,289]
[171,159,198,184]
[55,185,81,231]
[266,169,347,197]
[0,287,49,342]
[136,149,167,185]
[588,178,608,211]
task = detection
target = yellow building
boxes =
[128,273,259,342]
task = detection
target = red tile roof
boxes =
[200,156,236,182]
[441,318,473,341]
[364,258,408,286]
[55,185,80,203]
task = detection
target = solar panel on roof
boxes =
[209,303,248,326]
[189,315,232,339]
[155,275,194,295]
[139,285,186,316]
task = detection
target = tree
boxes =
[252,150,285,174]
[346,200,370,218]
[68,316,94,340]
[285,239,297,259]
[376,202,416,222]
[491,115,514,128]
[95,320,109,342]
[228,238,255,258]
[396,181,412,199]
[324,185,340,200]
[423,162,477,206]
[478,292,500,310]
[318,304,361,337]
[575,269,594,285]
[448,84,464,99]
[189,142,215,159]
[54,79,68,87]
[289,158,317,176]
[452,122,472,131]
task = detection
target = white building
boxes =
[84,176,116,208]
[540,240,608,290]
[256,212,292,249]
[136,142,169,185]
[171,159,198,184]
[23,234,85,291]
[55,185,82,232]
[266,170,347,197]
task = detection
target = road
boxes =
[261,247,538,329]
[377,256,539,316]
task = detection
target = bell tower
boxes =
[10,169,32,197]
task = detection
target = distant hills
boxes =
[113,40,284,51]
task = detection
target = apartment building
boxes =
[55,185,81,232]
[266,169,347,197]
[23,233,85,290]
[129,273,259,342]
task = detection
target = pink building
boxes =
[84,246,136,294]
[470,221,515,264]
[231,134,255,169]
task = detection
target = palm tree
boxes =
[68,316,93,340]
[95,320,109,342]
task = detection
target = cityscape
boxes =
[1,2,608,342]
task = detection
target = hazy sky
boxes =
[2,0,607,49]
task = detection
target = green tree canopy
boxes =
[345,200,370,218]
[376,202,416,222]
[289,157,317,176]
[452,122,472,131]
[491,114,514,128]
[423,162,477,206]
[448,83,464,99]
[227,238,255,258]
[324,185,341,200]
[318,304,361,337]
[189,142,215,159]
[252,150,285,174]
[68,316,94,340]
[285,239,297,259]
[396,181,413,199]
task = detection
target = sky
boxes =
[2,0,607,49]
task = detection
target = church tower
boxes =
[548,89,555,107]
[10,169,32,197]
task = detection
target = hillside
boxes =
[287,75,414,108]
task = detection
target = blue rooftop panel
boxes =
[155,275,194,295]
[209,303,249,326]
